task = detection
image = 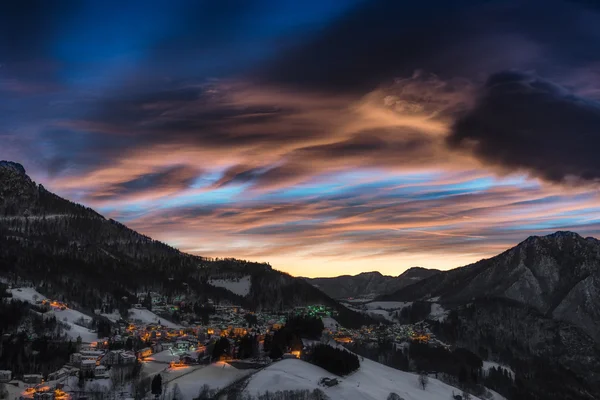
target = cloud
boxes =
[88,165,200,202]
[254,0,600,93]
[448,71,600,183]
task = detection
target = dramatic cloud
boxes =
[2,0,600,276]
[449,71,600,183]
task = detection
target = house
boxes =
[138,347,152,359]
[22,374,43,384]
[319,377,339,387]
[0,370,11,383]
[94,366,109,379]
[47,368,69,381]
[120,351,136,364]
[33,392,54,400]
[102,350,122,365]
[81,360,97,372]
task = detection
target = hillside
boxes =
[243,358,502,400]
[379,231,600,340]
[0,161,372,328]
[304,267,440,299]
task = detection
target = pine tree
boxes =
[151,374,162,397]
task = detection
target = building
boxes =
[138,347,152,359]
[22,374,43,384]
[33,392,54,400]
[80,350,104,361]
[81,360,97,372]
[47,368,69,381]
[0,370,11,383]
[120,352,136,364]
[94,366,109,379]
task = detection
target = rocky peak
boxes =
[0,161,26,175]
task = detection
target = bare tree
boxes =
[171,384,182,400]
[418,372,429,390]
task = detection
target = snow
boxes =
[322,317,339,332]
[366,309,394,322]
[128,308,182,329]
[428,303,449,322]
[208,275,251,296]
[166,362,255,399]
[482,361,515,380]
[245,358,482,400]
[9,287,45,303]
[365,301,412,311]
[100,310,122,323]
[150,349,181,363]
[9,288,98,343]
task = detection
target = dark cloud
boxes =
[256,0,600,93]
[448,71,600,183]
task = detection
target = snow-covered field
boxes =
[365,301,412,311]
[208,275,251,296]
[150,349,181,363]
[322,317,339,332]
[245,358,483,400]
[100,310,122,323]
[166,362,255,399]
[128,308,182,329]
[9,287,98,343]
[362,301,412,322]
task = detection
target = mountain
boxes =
[379,231,600,340]
[379,231,600,399]
[304,267,440,299]
[0,161,372,328]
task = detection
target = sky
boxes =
[2,0,600,277]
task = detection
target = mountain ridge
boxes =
[379,230,600,340]
[0,161,373,328]
[303,267,440,299]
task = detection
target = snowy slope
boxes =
[167,362,255,399]
[128,308,182,329]
[100,310,122,323]
[208,275,251,296]
[245,358,481,400]
[9,288,98,343]
[322,317,339,332]
[364,301,412,322]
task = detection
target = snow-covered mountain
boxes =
[304,267,439,299]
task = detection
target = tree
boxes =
[78,370,85,389]
[195,384,216,400]
[462,390,472,400]
[418,373,429,390]
[133,375,152,400]
[387,393,404,400]
[171,384,182,400]
[269,345,284,360]
[151,374,162,397]
[212,337,230,360]
[0,383,8,399]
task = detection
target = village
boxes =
[1,288,444,400]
